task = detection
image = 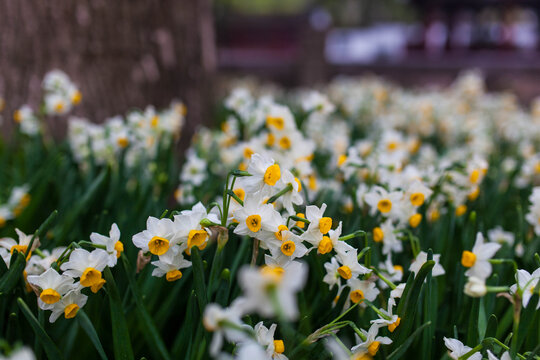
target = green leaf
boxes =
[121,255,171,360]
[396,272,414,316]
[485,315,498,339]
[57,170,108,244]
[0,251,26,293]
[394,260,435,348]
[191,247,208,313]
[171,290,197,359]
[17,297,63,360]
[387,322,431,360]
[25,209,58,258]
[78,309,108,360]
[516,293,539,352]
[466,299,480,346]
[104,268,134,360]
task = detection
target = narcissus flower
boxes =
[203,300,250,356]
[266,230,308,264]
[173,202,219,254]
[510,268,540,309]
[132,217,177,256]
[233,195,282,239]
[27,268,76,306]
[0,228,40,259]
[351,323,392,358]
[41,290,88,323]
[462,232,501,280]
[364,186,403,217]
[409,251,445,278]
[347,278,379,305]
[238,261,307,320]
[406,180,433,207]
[151,244,192,282]
[486,226,514,246]
[464,276,487,298]
[60,249,109,293]
[242,154,282,194]
[371,299,401,332]
[254,322,288,360]
[304,204,333,236]
[90,223,123,266]
[443,337,481,360]
[276,169,303,215]
[336,249,371,280]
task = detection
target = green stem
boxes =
[339,230,366,241]
[459,344,482,360]
[370,266,397,290]
[486,286,510,293]
[364,299,392,320]
[329,303,359,325]
[489,259,518,272]
[267,183,293,204]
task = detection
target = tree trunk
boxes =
[0,0,216,140]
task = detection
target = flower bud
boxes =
[464,276,487,297]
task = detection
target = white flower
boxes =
[370,298,401,333]
[275,169,303,215]
[405,180,433,208]
[364,186,403,217]
[266,230,308,264]
[43,289,88,323]
[203,300,250,356]
[510,268,540,309]
[335,249,371,280]
[132,217,177,256]
[173,202,218,254]
[0,247,11,268]
[487,350,511,360]
[233,341,270,360]
[180,150,208,186]
[390,283,406,299]
[151,244,192,282]
[0,229,39,256]
[351,323,392,357]
[0,346,36,360]
[462,232,501,280]
[238,261,307,320]
[323,257,342,290]
[14,105,40,135]
[254,322,288,359]
[27,268,76,307]
[90,223,123,267]
[487,226,514,246]
[242,154,282,195]
[347,278,379,306]
[375,219,402,255]
[60,249,110,293]
[464,276,487,298]
[443,337,481,360]
[0,206,14,226]
[409,251,445,277]
[44,93,72,115]
[233,195,282,241]
[304,204,333,236]
[26,247,65,276]
[381,257,403,284]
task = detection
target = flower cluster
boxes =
[67,101,185,168]
[1,224,123,322]
[13,70,82,135]
[0,185,31,228]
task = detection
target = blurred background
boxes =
[2,0,540,136]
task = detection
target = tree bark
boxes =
[0,0,216,140]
